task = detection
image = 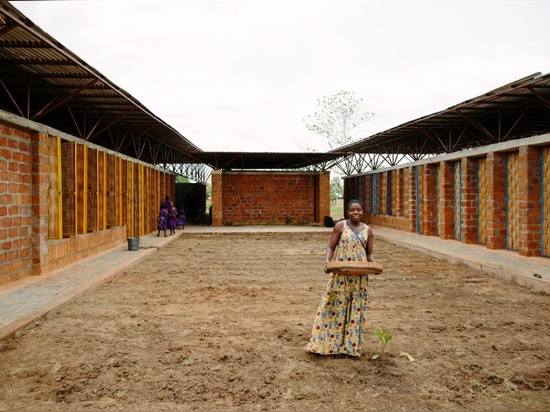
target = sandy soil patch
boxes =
[1,232,549,411]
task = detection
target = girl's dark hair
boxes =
[346,199,364,209]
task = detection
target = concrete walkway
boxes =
[1,225,548,341]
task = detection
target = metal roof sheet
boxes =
[1,2,550,175]
[188,151,345,171]
[335,72,550,157]
[0,2,202,166]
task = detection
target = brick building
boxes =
[1,2,549,288]
[344,134,550,257]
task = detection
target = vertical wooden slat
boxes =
[97,151,103,230]
[87,149,98,232]
[453,161,461,240]
[102,151,108,230]
[378,172,385,215]
[107,153,116,228]
[390,169,397,216]
[122,159,128,228]
[434,165,439,236]
[128,162,135,237]
[62,141,76,237]
[372,174,378,214]
[542,146,549,256]
[83,145,88,233]
[116,156,123,226]
[417,165,424,234]
[477,157,487,245]
[56,137,63,238]
[48,136,63,239]
[403,168,409,218]
[74,143,85,234]
[137,164,142,236]
[147,167,154,232]
[506,152,519,250]
[140,164,144,234]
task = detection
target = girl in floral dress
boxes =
[305,199,375,357]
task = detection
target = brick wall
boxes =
[0,113,176,286]
[211,171,330,226]
[421,164,438,236]
[343,136,550,258]
[0,124,34,284]
[517,146,541,256]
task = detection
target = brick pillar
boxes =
[438,161,455,240]
[406,166,416,232]
[31,131,50,276]
[421,164,437,235]
[486,152,506,250]
[517,146,541,256]
[461,157,478,244]
[211,170,223,227]
[316,171,330,225]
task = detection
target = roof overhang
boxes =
[188,151,347,171]
[0,2,201,166]
[335,72,550,157]
[2,3,550,174]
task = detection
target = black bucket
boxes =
[127,237,140,251]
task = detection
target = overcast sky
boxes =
[11,0,550,152]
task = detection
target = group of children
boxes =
[157,197,186,237]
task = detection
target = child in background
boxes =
[167,202,178,235]
[177,206,186,230]
[157,206,167,237]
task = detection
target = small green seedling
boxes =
[372,327,392,360]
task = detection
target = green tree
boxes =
[304,90,372,150]
[330,176,343,201]
[175,175,190,183]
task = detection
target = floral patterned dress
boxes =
[305,221,370,357]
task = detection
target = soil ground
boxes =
[0,231,549,411]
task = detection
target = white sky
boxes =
[11,0,550,152]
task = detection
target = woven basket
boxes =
[326,261,383,275]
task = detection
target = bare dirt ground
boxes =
[1,231,549,411]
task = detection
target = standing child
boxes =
[157,206,167,237]
[177,206,186,230]
[167,201,178,235]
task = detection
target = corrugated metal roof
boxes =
[335,72,550,157]
[0,2,202,166]
[188,151,344,171]
[1,2,550,174]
